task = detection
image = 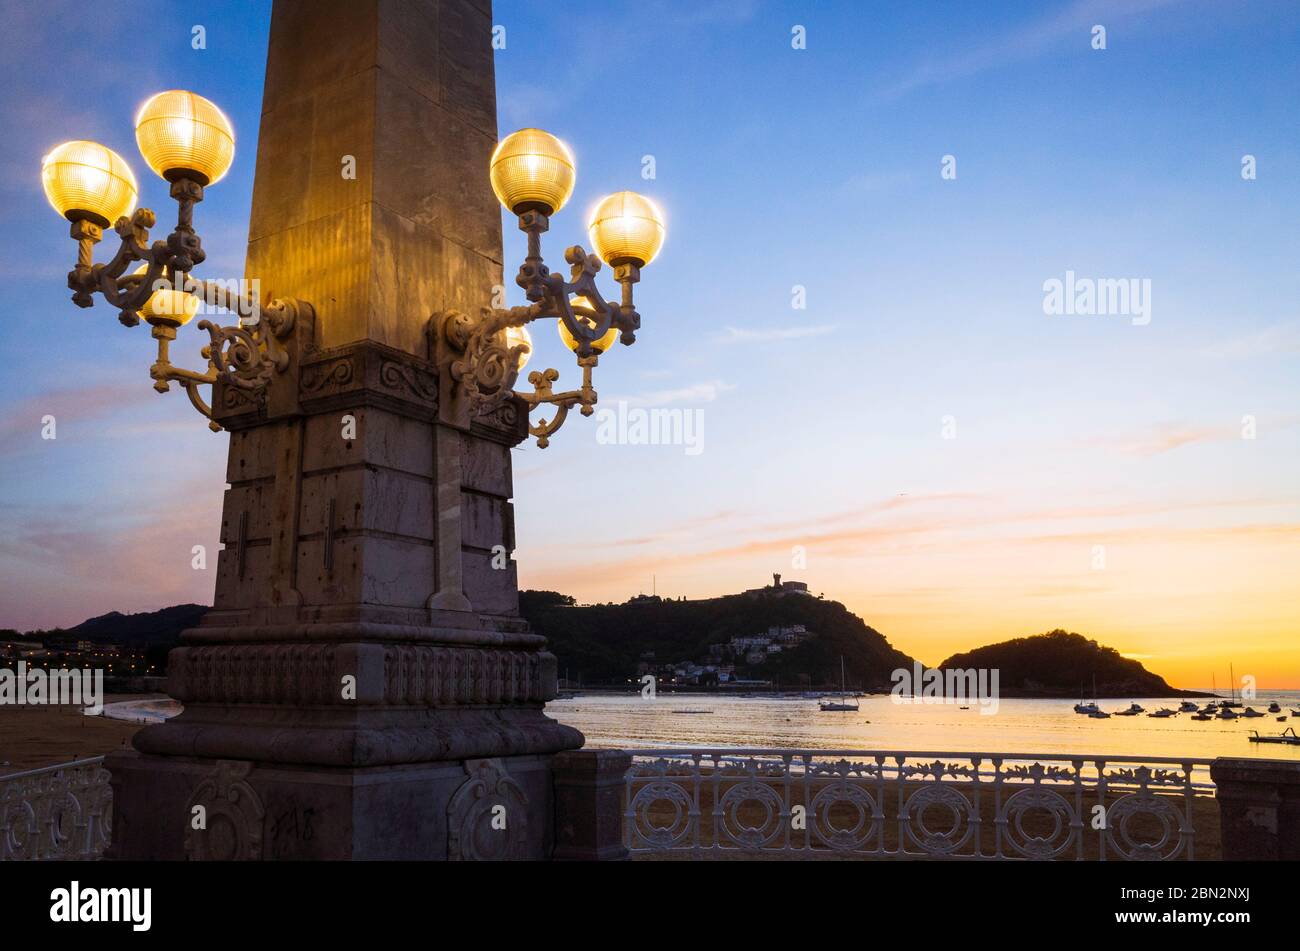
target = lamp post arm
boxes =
[517,356,599,449]
[443,229,642,448]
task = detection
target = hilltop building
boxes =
[744,572,812,598]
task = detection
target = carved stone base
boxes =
[130,628,582,767]
[131,706,582,766]
[106,750,559,860]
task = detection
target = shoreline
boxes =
[560,686,1222,699]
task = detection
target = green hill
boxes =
[519,589,916,689]
[938,629,1206,698]
[63,604,210,646]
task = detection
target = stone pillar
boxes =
[1210,758,1300,861]
[106,0,583,861]
[552,750,632,861]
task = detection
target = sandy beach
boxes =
[0,695,156,775]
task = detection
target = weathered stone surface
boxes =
[225,422,293,483]
[259,1,379,116]
[108,751,558,860]
[302,406,434,477]
[463,548,519,616]
[553,750,632,861]
[372,77,501,261]
[1212,757,1300,860]
[436,0,497,136]
[461,491,512,551]
[461,434,513,496]
[248,67,378,243]
[245,0,500,355]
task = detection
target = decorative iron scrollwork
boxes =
[440,222,645,449]
[58,175,312,432]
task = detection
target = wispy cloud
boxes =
[617,379,735,407]
[0,382,149,457]
[717,325,836,343]
[0,471,223,630]
[527,490,1298,592]
[1094,417,1300,456]
[1192,320,1300,361]
[1102,422,1232,456]
[875,0,1190,101]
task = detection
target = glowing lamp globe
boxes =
[41,141,138,228]
[587,191,665,268]
[504,323,533,372]
[489,128,576,215]
[135,91,235,186]
[559,297,619,354]
[132,264,200,327]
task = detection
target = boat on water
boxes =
[1147,708,1177,718]
[1074,676,1102,715]
[1240,707,1266,718]
[1088,710,1111,719]
[1219,664,1243,707]
[1292,709,1300,718]
[1216,707,1239,720]
[819,657,860,712]
[1114,702,1143,716]
[1267,701,1281,713]
[820,700,860,712]
[1248,728,1300,746]
[1191,712,1212,721]
[1179,700,1199,712]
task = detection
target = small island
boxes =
[938,629,1213,699]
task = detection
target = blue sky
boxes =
[1,0,1297,684]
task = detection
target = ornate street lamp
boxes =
[43,100,663,445]
[41,90,308,431]
[441,127,666,447]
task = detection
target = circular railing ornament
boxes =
[810,781,881,852]
[1105,792,1186,861]
[717,780,785,850]
[629,781,694,851]
[1000,786,1079,860]
[902,784,976,856]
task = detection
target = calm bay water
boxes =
[101,690,1300,763]
[546,690,1300,762]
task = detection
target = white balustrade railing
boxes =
[0,757,112,861]
[624,748,1217,860]
[0,748,1222,861]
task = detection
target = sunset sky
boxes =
[1,0,1296,687]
